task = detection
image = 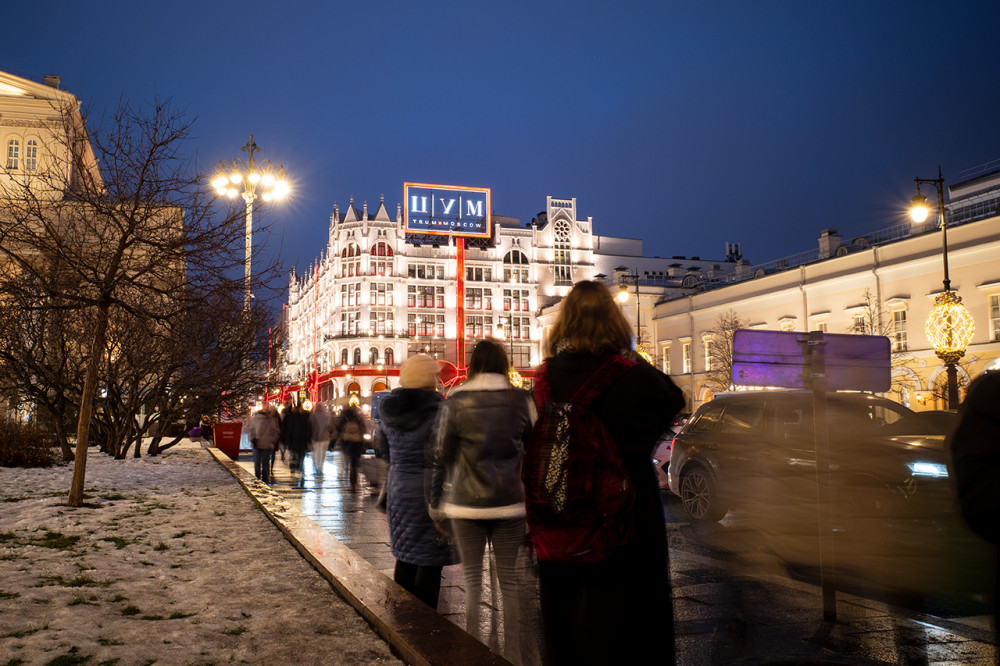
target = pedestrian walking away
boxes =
[377,353,455,609]
[430,339,537,665]
[309,403,334,477]
[247,405,281,484]
[337,406,368,491]
[280,401,312,485]
[525,279,684,666]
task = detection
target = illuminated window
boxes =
[369,347,379,365]
[991,294,1000,342]
[661,344,671,375]
[6,139,19,169]
[892,310,908,352]
[25,139,37,171]
[852,314,866,334]
[384,348,394,365]
[682,342,692,374]
[702,336,713,372]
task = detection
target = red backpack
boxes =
[523,355,637,563]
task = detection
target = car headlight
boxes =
[906,462,948,478]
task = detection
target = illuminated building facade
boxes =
[282,194,738,407]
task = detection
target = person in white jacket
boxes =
[308,403,333,477]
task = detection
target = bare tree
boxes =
[0,98,284,504]
[704,310,750,394]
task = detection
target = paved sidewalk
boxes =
[229,448,999,665]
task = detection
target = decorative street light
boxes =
[211,136,289,310]
[908,166,975,408]
[494,318,523,388]
[616,268,654,364]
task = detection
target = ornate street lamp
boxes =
[909,166,974,408]
[211,136,289,310]
[494,320,524,388]
[616,269,654,364]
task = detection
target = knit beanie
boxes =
[399,354,439,389]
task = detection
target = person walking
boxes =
[337,406,368,491]
[430,339,536,664]
[527,279,683,666]
[377,354,455,609]
[280,401,312,486]
[308,403,334,478]
[247,405,281,483]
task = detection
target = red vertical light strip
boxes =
[456,237,466,373]
[312,265,319,402]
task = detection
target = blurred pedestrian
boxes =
[247,405,280,483]
[309,403,333,477]
[337,406,368,491]
[280,401,312,485]
[200,415,214,444]
[377,354,455,609]
[527,280,683,666]
[430,339,536,664]
[948,369,1000,633]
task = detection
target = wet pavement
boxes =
[230,447,998,665]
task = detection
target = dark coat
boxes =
[948,370,1000,627]
[379,388,455,567]
[537,351,684,664]
[280,409,312,455]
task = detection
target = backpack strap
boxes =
[570,355,637,406]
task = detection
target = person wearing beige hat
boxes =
[376,354,455,609]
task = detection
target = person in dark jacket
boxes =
[430,339,536,664]
[948,369,1000,635]
[337,406,368,491]
[532,280,684,666]
[377,353,455,609]
[280,401,312,485]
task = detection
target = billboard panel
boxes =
[404,183,491,238]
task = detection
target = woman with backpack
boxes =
[525,280,683,666]
[429,339,536,665]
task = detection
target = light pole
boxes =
[908,166,975,409]
[494,318,524,388]
[211,136,289,310]
[616,268,642,345]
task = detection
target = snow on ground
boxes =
[0,440,403,665]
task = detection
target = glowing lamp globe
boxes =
[925,291,975,364]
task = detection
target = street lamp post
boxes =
[211,136,289,310]
[616,268,642,345]
[908,166,975,409]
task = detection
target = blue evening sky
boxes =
[4,0,1000,277]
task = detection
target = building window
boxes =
[25,139,37,171]
[503,249,530,283]
[816,322,828,333]
[892,310,908,352]
[341,348,348,366]
[6,139,19,169]
[466,315,494,338]
[466,287,492,310]
[852,314,866,334]
[991,294,1000,342]
[682,342,692,374]
[353,348,362,365]
[384,348,394,365]
[703,337,713,372]
[661,345,671,375]
[369,347,379,365]
[465,266,492,282]
[370,282,392,306]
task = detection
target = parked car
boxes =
[667,391,989,594]
[652,413,689,491]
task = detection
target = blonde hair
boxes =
[547,280,633,357]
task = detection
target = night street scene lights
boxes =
[908,166,975,408]
[616,268,654,364]
[211,136,289,310]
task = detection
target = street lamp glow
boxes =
[909,194,930,223]
[617,286,629,303]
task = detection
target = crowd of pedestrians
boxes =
[243,280,686,665]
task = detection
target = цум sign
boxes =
[404,183,491,238]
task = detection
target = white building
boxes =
[281,194,738,407]
[652,164,1000,413]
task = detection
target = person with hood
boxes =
[247,405,281,483]
[308,403,333,477]
[429,339,536,664]
[377,354,455,609]
[280,401,312,485]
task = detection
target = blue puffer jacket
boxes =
[378,387,455,567]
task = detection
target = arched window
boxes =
[369,347,379,365]
[504,249,530,283]
[370,241,393,257]
[340,348,348,366]
[6,139,19,169]
[353,347,362,365]
[24,139,37,171]
[372,380,389,393]
[384,348,394,365]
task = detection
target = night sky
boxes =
[5,1,1000,278]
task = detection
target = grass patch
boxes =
[110,594,128,602]
[168,611,195,619]
[0,532,18,543]
[68,596,99,606]
[221,626,246,636]
[119,605,141,616]
[1,624,46,638]
[153,542,169,552]
[100,536,130,549]
[97,637,124,646]
[213,510,226,516]
[171,530,191,539]
[33,532,80,550]
[100,493,126,501]
[45,646,92,665]
[0,590,20,600]
[38,575,107,588]
[140,615,164,621]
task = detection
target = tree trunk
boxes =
[68,305,109,507]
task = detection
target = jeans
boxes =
[451,517,527,664]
